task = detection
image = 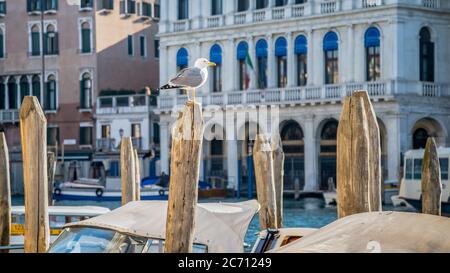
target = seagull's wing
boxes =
[169,67,204,88]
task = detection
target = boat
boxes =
[251,228,318,253]
[47,200,259,253]
[323,191,337,207]
[269,211,450,253]
[10,206,111,248]
[399,148,450,214]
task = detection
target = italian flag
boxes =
[244,53,254,90]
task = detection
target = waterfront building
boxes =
[157,0,450,194]
[0,0,160,192]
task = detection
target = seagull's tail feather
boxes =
[159,83,184,90]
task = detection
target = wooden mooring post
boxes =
[271,133,285,228]
[0,132,11,253]
[134,149,141,201]
[253,134,278,230]
[337,91,382,218]
[20,96,50,253]
[120,137,136,205]
[47,152,56,206]
[165,101,204,253]
[421,137,442,216]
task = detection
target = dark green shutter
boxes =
[32,32,40,55]
[0,34,3,58]
[54,0,58,10]
[140,36,145,57]
[128,35,133,55]
[82,29,90,53]
[54,32,59,55]
[79,128,84,145]
[45,81,50,110]
[43,32,48,55]
[109,0,114,9]
[27,0,31,12]
[80,80,85,108]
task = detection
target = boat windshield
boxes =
[48,227,147,253]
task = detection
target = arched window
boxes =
[211,0,222,15]
[0,78,4,110]
[178,0,189,20]
[237,0,249,12]
[32,75,41,102]
[324,31,339,85]
[7,77,17,110]
[210,44,222,92]
[256,0,268,9]
[281,121,304,154]
[413,128,429,149]
[365,27,381,82]
[275,0,288,6]
[80,73,92,109]
[256,39,268,89]
[0,28,4,59]
[45,24,59,55]
[275,37,287,88]
[320,119,339,190]
[295,35,308,86]
[177,47,188,70]
[45,75,57,111]
[19,76,29,106]
[419,27,434,82]
[31,25,40,56]
[81,22,91,53]
[237,41,250,90]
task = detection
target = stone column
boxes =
[267,34,276,88]
[307,29,314,86]
[303,114,318,191]
[159,0,169,33]
[287,32,295,87]
[160,44,169,86]
[27,75,33,96]
[248,37,257,90]
[227,140,239,191]
[224,38,236,92]
[160,122,170,174]
[347,24,355,83]
[386,114,401,181]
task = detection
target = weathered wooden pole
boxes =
[20,96,50,253]
[47,152,56,206]
[353,91,382,212]
[120,137,136,205]
[0,132,11,253]
[134,149,141,201]
[253,134,278,230]
[421,137,442,216]
[165,101,204,253]
[271,132,285,228]
[337,95,371,218]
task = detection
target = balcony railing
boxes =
[0,110,19,123]
[253,9,266,22]
[173,19,191,32]
[96,95,151,115]
[234,12,247,24]
[96,138,117,152]
[272,7,286,20]
[422,0,439,8]
[362,0,383,8]
[157,81,450,111]
[206,15,224,28]
[320,1,338,14]
[292,4,306,17]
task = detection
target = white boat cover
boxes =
[65,200,260,253]
[12,206,111,217]
[271,211,450,253]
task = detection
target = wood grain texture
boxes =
[254,134,278,230]
[165,101,204,253]
[271,132,285,228]
[134,149,141,201]
[337,94,375,218]
[0,132,11,253]
[20,96,50,253]
[421,137,442,216]
[47,152,56,206]
[120,137,136,205]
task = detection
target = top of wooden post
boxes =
[20,96,46,123]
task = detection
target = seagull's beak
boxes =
[208,62,216,67]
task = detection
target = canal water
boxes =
[11,196,416,252]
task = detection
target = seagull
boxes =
[159,58,216,101]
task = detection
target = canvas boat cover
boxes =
[271,211,450,253]
[65,200,260,253]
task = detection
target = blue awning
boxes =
[275,37,287,57]
[256,39,268,58]
[295,35,307,54]
[365,27,381,48]
[323,32,338,51]
[237,41,248,60]
[176,47,188,66]
[210,44,222,64]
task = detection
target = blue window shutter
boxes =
[365,27,381,48]
[236,41,248,60]
[177,48,188,66]
[323,32,338,51]
[295,35,307,54]
[256,39,268,58]
[275,37,287,57]
[210,44,222,64]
